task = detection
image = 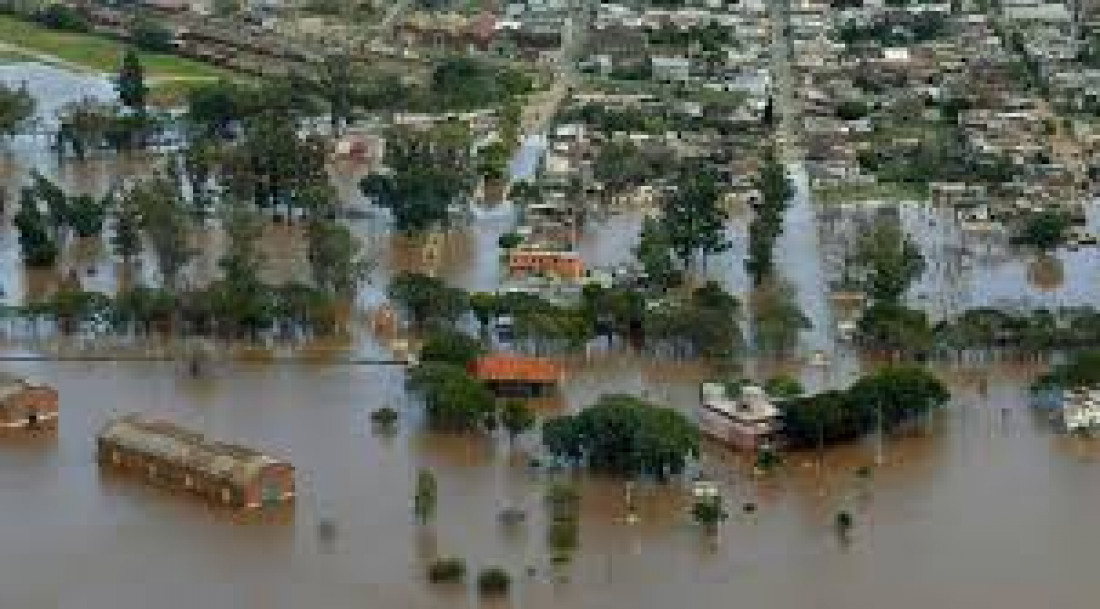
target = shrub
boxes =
[370,406,398,424]
[427,558,466,584]
[477,567,511,596]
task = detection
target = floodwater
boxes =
[1,64,1099,608]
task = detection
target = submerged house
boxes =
[0,374,58,430]
[1060,388,1100,433]
[97,415,295,510]
[468,354,562,396]
[698,383,782,451]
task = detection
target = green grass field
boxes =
[0,15,230,81]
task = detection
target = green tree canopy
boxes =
[852,218,925,305]
[387,272,469,328]
[116,49,148,115]
[659,165,730,267]
[783,366,948,448]
[1012,211,1072,251]
[419,328,485,367]
[407,362,496,432]
[0,82,35,140]
[542,394,699,479]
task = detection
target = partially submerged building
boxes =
[0,374,58,431]
[699,383,782,451]
[468,354,562,396]
[97,415,295,510]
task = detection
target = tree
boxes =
[14,186,59,267]
[634,216,680,290]
[0,82,35,140]
[306,218,370,296]
[427,558,466,583]
[209,202,272,334]
[34,4,90,32]
[764,375,804,399]
[691,495,728,531]
[852,218,925,305]
[468,292,499,333]
[67,194,108,238]
[541,394,699,479]
[406,363,496,432]
[500,400,535,444]
[747,147,793,285]
[847,365,950,430]
[782,366,948,449]
[387,272,469,328]
[1035,349,1100,388]
[1012,211,1072,251]
[116,49,148,116]
[477,141,510,181]
[594,140,647,204]
[27,171,68,237]
[419,328,485,367]
[412,468,438,525]
[185,80,254,137]
[751,277,810,355]
[362,124,474,234]
[476,568,511,597]
[130,17,175,52]
[125,175,194,289]
[111,193,143,263]
[643,281,743,359]
[56,98,116,160]
[317,52,353,135]
[221,110,328,216]
[857,302,934,355]
[497,231,523,250]
[665,167,727,256]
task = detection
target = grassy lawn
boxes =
[813,181,930,205]
[0,15,231,81]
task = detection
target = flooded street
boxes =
[3,358,1099,609]
[1,62,1100,608]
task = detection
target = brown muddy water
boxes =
[1,64,1099,609]
[3,357,1099,609]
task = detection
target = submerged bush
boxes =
[427,557,466,584]
[477,567,511,596]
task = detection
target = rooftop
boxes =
[468,354,562,384]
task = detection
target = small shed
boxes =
[97,415,295,510]
[468,354,562,396]
[0,374,58,430]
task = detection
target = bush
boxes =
[477,567,511,596]
[691,496,728,529]
[369,406,399,433]
[427,558,466,584]
[34,4,90,32]
[130,18,176,53]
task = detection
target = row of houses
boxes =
[800,3,1090,228]
[394,0,570,64]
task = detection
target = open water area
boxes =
[1,63,1099,609]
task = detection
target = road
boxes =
[519,0,593,135]
[766,0,839,362]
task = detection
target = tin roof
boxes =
[98,415,289,486]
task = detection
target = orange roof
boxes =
[468,355,561,384]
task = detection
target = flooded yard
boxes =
[0,62,1098,609]
[1,357,1099,609]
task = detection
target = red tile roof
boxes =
[468,355,561,384]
